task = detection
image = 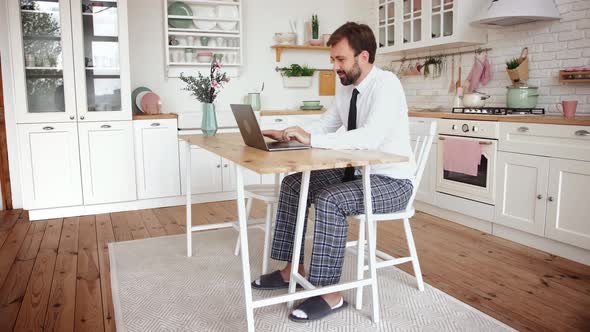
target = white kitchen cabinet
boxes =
[78,121,136,205]
[134,119,180,199]
[17,123,83,209]
[495,152,549,236]
[545,159,590,250]
[222,159,262,192]
[376,0,487,55]
[9,0,131,123]
[415,147,437,205]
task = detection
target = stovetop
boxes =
[452,107,545,115]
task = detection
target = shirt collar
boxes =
[353,65,377,95]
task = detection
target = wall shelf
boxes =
[559,70,590,83]
[271,44,330,62]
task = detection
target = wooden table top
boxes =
[132,113,178,120]
[179,133,408,174]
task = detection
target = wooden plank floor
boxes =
[0,203,588,332]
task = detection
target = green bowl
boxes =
[302,100,321,107]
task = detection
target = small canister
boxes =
[506,85,539,108]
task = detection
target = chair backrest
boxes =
[407,121,437,206]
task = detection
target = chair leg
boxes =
[403,218,424,291]
[234,197,253,256]
[355,218,366,310]
[262,203,273,275]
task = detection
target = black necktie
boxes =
[342,88,359,182]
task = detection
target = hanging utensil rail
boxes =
[389,47,493,63]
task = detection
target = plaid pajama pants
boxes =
[270,168,413,286]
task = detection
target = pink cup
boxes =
[556,100,578,118]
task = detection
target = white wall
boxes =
[375,0,590,114]
[127,0,372,127]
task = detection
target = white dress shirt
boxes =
[303,66,415,180]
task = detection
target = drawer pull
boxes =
[274,118,284,122]
[575,130,590,137]
[537,194,543,200]
[101,124,111,129]
[42,126,54,131]
[517,127,529,133]
[151,122,161,127]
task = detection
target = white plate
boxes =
[216,5,238,18]
[194,5,216,18]
[194,20,216,30]
[217,21,237,31]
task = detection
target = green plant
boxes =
[506,57,520,70]
[312,14,319,39]
[179,61,229,103]
[278,64,315,77]
[423,56,443,78]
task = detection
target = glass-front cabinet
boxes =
[9,0,130,123]
[376,0,487,55]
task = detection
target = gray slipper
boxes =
[251,270,303,290]
[288,296,348,322]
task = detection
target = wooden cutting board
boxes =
[319,70,335,96]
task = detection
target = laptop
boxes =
[230,104,311,151]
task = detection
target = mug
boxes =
[556,100,578,118]
[216,37,225,47]
[248,92,261,111]
[200,36,209,46]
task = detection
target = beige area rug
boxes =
[109,228,515,332]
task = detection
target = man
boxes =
[252,22,415,322]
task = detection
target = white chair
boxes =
[350,121,436,310]
[234,174,283,275]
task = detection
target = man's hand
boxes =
[262,129,288,142]
[282,126,311,145]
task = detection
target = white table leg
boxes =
[186,141,192,257]
[236,165,255,331]
[362,166,380,323]
[287,170,311,309]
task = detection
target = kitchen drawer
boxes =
[260,116,289,130]
[499,123,590,161]
[409,117,438,142]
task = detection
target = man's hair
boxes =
[327,22,377,64]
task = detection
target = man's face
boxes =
[330,39,364,86]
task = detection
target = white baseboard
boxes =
[28,191,237,221]
[414,201,590,266]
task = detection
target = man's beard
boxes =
[336,59,362,86]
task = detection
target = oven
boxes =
[435,119,499,205]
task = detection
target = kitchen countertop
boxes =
[132,113,178,120]
[409,111,590,126]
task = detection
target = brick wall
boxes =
[374,0,590,114]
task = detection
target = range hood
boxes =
[471,0,560,27]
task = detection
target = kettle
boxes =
[463,91,490,108]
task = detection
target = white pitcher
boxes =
[290,19,305,45]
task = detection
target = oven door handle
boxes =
[438,137,493,145]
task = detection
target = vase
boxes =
[201,102,218,136]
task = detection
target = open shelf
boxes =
[271,44,330,62]
[559,70,590,83]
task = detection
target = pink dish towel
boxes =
[443,138,482,176]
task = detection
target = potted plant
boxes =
[278,64,315,88]
[309,14,322,46]
[423,56,443,79]
[506,47,528,83]
[179,61,229,136]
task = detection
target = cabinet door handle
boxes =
[223,164,228,168]
[42,126,54,131]
[69,115,75,120]
[80,115,85,120]
[151,122,161,127]
[537,194,543,200]
[575,130,590,136]
[517,126,529,133]
[216,164,221,168]
[101,124,111,129]
[548,196,554,202]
